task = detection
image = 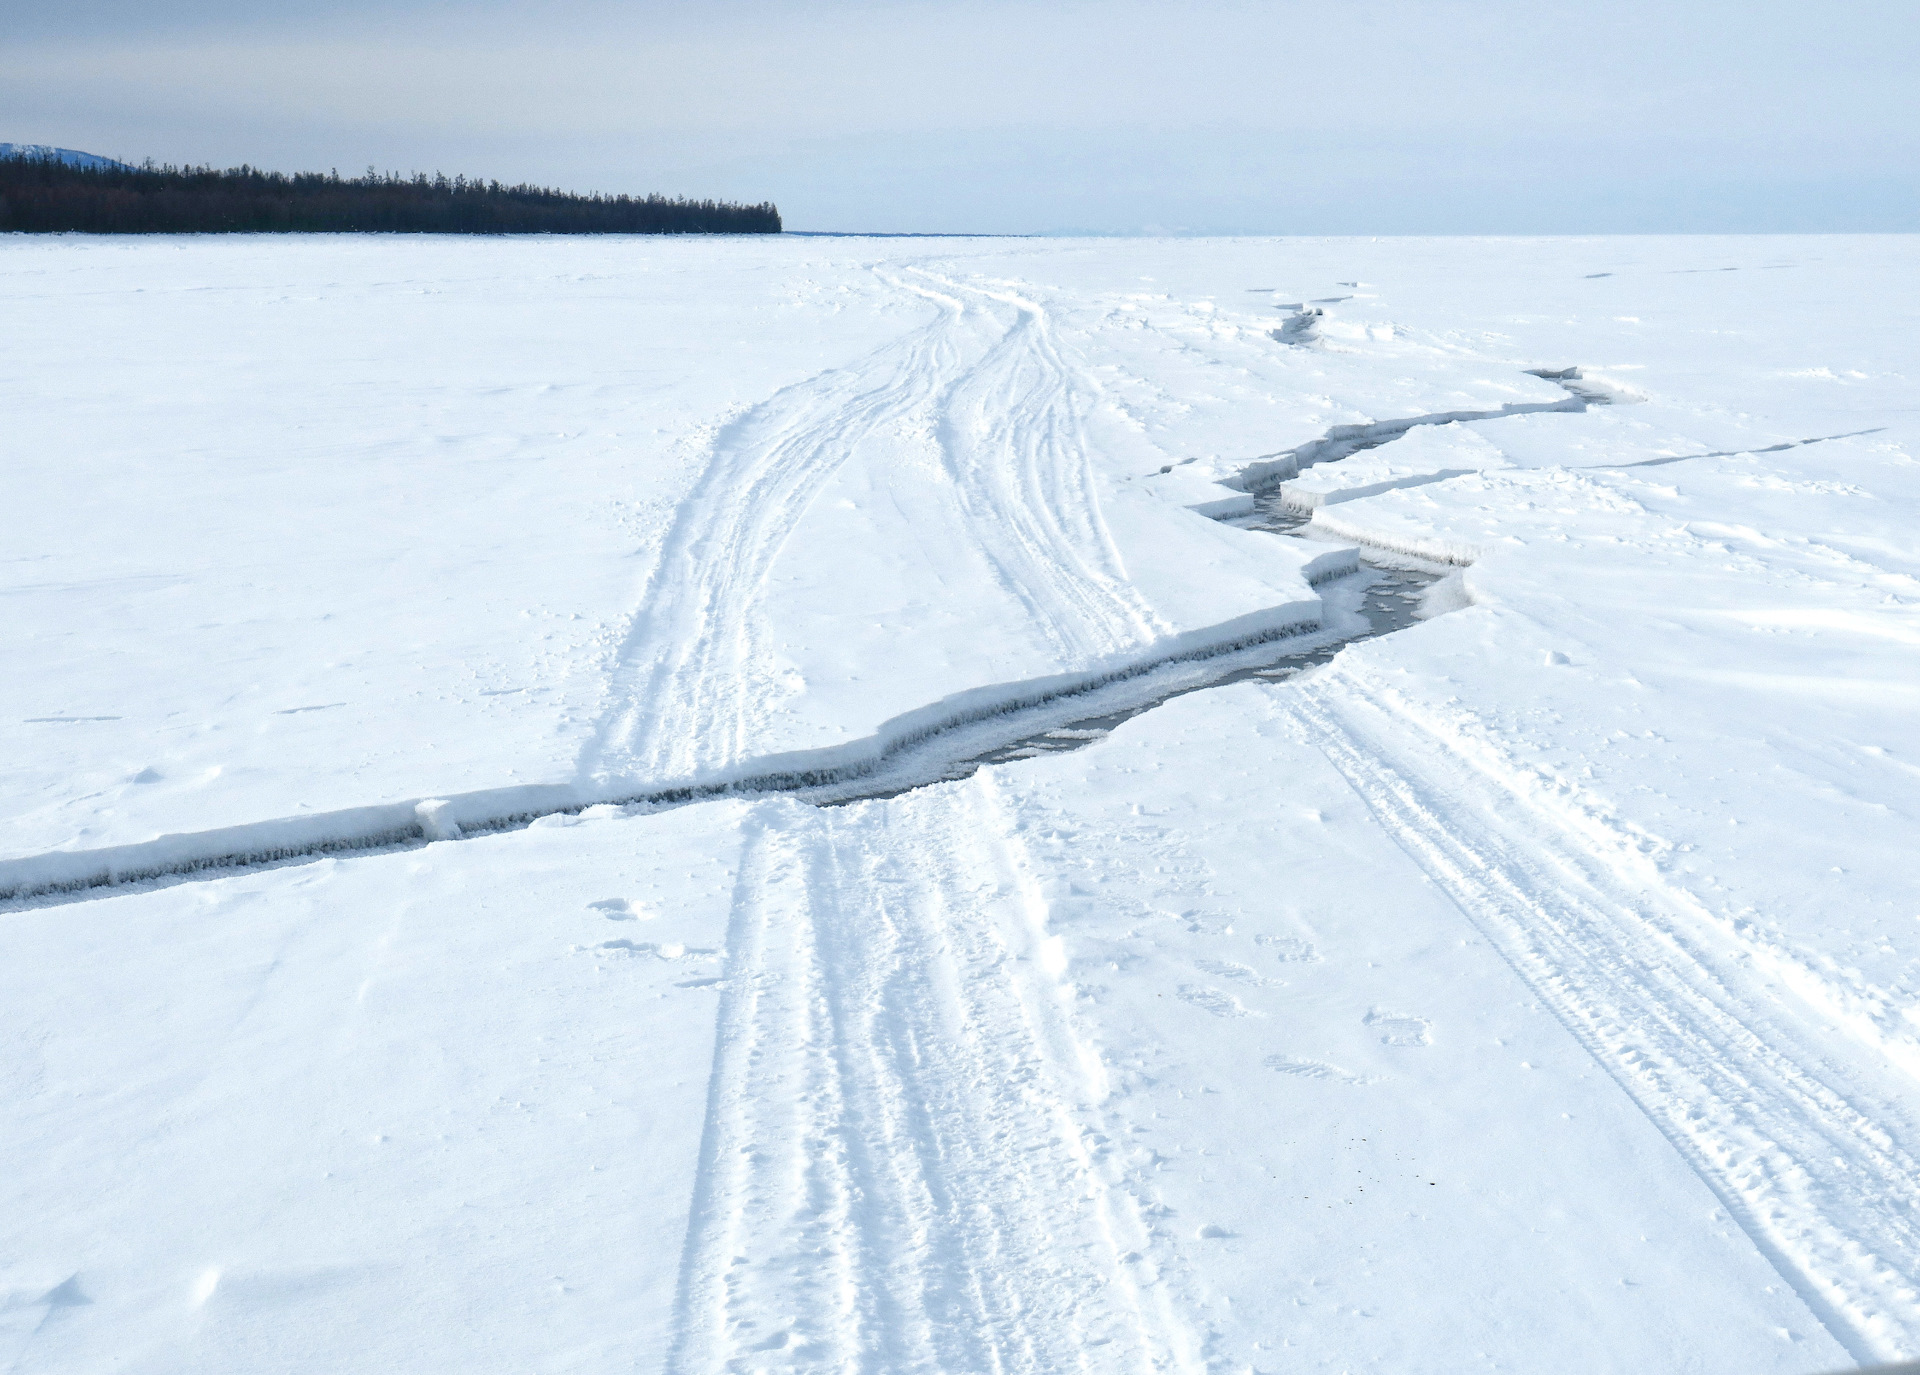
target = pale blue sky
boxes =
[4,0,1915,233]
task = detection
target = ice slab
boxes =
[1276,419,1509,509]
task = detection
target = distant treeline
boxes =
[0,154,781,235]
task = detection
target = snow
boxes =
[0,802,742,1371]
[3,232,1918,1371]
[0,239,1323,862]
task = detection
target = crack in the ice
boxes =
[15,370,1593,910]
[2,557,1438,911]
[0,602,1363,910]
[1587,426,1886,470]
[9,336,1852,903]
[1233,368,1611,493]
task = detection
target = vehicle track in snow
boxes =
[11,301,1901,1358]
[582,266,1168,792]
[580,274,979,786]
[668,783,1198,1374]
[2,360,1621,909]
[915,270,1163,661]
[1285,681,1920,1363]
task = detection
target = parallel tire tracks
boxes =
[1286,681,1920,1363]
[582,281,977,785]
[667,785,1198,1374]
[916,271,1162,660]
[582,265,1172,793]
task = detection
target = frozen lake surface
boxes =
[2,234,1917,1372]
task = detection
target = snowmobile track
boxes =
[582,276,972,784]
[585,265,1173,791]
[1287,683,1920,1363]
[667,782,1199,1374]
[916,270,1161,660]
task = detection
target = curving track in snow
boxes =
[581,267,1168,791]
[916,270,1163,661]
[580,275,976,786]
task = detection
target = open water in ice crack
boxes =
[4,538,1444,905]
[737,369,1608,801]
[835,546,1443,799]
[7,373,1583,904]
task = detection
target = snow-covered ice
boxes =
[3,232,1917,1371]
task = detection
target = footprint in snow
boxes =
[1194,959,1277,987]
[1264,1054,1370,1084]
[593,939,714,960]
[589,898,649,921]
[1365,1009,1432,1046]
[1254,935,1319,962]
[1177,985,1255,1018]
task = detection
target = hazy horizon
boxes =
[5,0,1915,235]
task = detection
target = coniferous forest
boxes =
[0,154,781,235]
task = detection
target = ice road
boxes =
[2,234,1917,1373]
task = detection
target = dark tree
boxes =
[0,154,781,235]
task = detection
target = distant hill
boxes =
[0,153,781,235]
[0,143,128,170]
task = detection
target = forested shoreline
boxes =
[0,155,781,235]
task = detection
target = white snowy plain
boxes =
[2,233,1917,1374]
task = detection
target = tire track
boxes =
[666,785,1199,1374]
[666,811,867,1373]
[583,265,1187,795]
[1284,681,1920,1363]
[581,275,981,787]
[917,271,1163,661]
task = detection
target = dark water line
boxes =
[835,371,1628,803]
[15,370,1541,905]
[820,553,1444,804]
